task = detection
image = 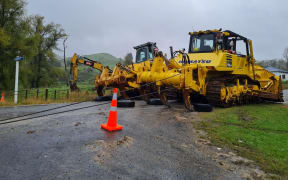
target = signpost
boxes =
[14,56,24,104]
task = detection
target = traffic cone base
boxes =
[101,123,123,131]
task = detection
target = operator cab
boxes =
[188,30,250,57]
[134,42,158,63]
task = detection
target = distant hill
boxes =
[83,53,121,67]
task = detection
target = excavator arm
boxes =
[69,53,112,91]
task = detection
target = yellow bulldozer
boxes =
[135,29,283,110]
[71,29,283,111]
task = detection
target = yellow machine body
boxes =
[72,31,283,110]
[135,29,283,110]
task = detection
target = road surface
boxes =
[0,101,243,180]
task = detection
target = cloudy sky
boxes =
[26,0,288,60]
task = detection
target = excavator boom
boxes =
[69,53,112,91]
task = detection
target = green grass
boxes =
[199,104,288,178]
[282,81,288,90]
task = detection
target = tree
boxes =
[0,0,67,90]
[28,15,67,88]
[0,0,32,90]
[118,58,124,64]
[283,47,288,70]
[123,53,133,65]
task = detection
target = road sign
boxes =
[14,56,24,61]
[14,56,24,104]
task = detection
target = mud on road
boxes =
[0,101,265,179]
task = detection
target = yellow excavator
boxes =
[94,42,160,98]
[70,42,160,97]
[69,53,112,95]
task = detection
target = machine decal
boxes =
[178,60,211,64]
[226,54,232,67]
[84,61,94,67]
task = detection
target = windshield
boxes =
[189,34,215,53]
[136,48,148,63]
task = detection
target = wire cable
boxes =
[0,101,91,122]
[0,74,181,122]
[0,88,173,125]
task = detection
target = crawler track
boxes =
[206,76,283,107]
[206,79,229,107]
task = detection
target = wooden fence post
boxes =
[54,90,57,100]
[36,89,39,99]
[67,89,69,99]
[45,89,48,101]
[25,90,28,99]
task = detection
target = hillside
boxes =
[84,53,121,67]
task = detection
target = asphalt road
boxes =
[0,101,242,180]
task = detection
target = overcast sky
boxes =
[26,0,288,60]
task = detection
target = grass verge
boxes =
[198,103,288,178]
[0,91,97,106]
[282,81,288,90]
[0,84,113,106]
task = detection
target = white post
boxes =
[14,61,19,104]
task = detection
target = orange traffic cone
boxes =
[101,88,123,131]
[0,92,4,103]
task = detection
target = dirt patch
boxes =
[116,136,133,146]
[97,112,106,116]
[74,122,82,126]
[174,113,187,122]
[173,111,198,123]
[85,136,134,164]
[27,130,36,134]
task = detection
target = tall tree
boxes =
[29,15,66,88]
[0,0,67,90]
[123,53,133,65]
[0,0,33,89]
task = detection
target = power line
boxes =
[0,101,89,122]
[0,74,180,122]
[0,102,110,125]
[0,88,172,125]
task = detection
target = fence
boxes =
[0,87,100,104]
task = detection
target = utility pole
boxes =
[14,56,24,104]
[63,37,69,86]
[63,37,68,71]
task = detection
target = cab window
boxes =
[136,48,148,63]
[189,34,215,53]
[235,40,247,57]
[149,52,153,59]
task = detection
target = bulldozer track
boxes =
[279,80,284,102]
[206,78,229,107]
[206,76,284,107]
